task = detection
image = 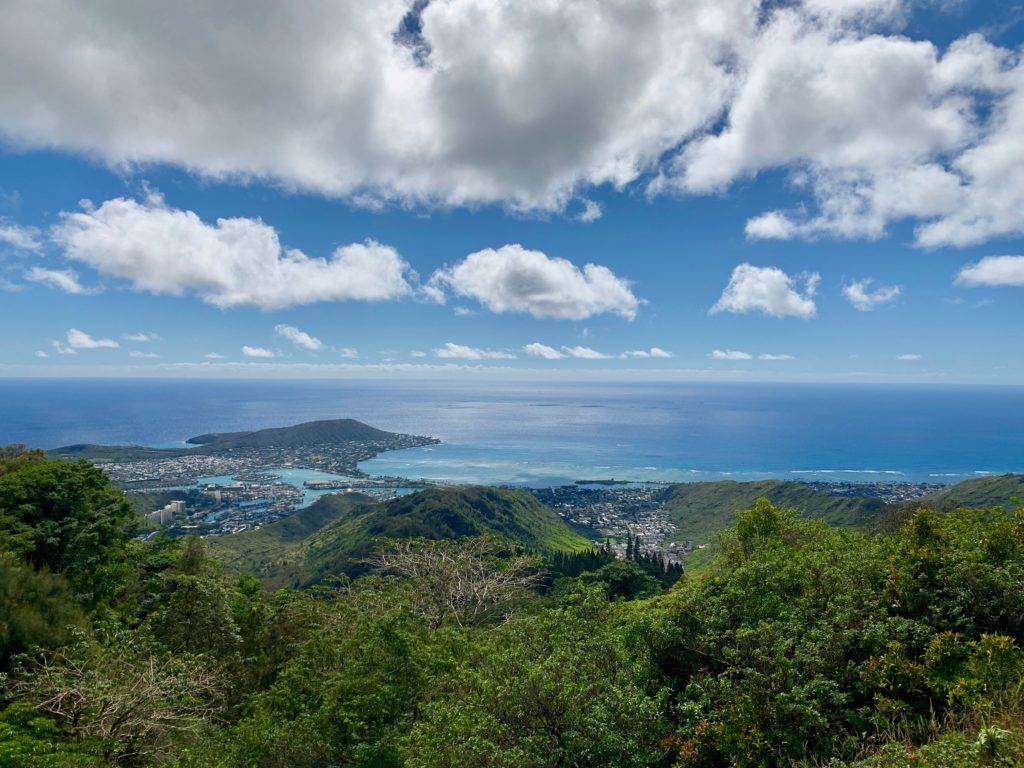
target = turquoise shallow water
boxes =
[195,468,364,508]
[2,379,1022,486]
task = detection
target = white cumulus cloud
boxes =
[745,211,798,240]
[242,346,275,358]
[204,352,224,359]
[128,350,160,359]
[52,194,413,310]
[523,343,564,360]
[674,14,1024,247]
[0,2,1022,247]
[125,332,160,342]
[842,278,902,310]
[434,342,516,360]
[274,324,323,351]
[758,353,795,360]
[66,328,118,349]
[429,245,639,320]
[338,348,359,359]
[711,264,819,319]
[896,353,922,360]
[0,0,754,212]
[955,255,1024,287]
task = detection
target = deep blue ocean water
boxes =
[1,378,1022,485]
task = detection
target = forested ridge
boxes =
[2,445,1023,767]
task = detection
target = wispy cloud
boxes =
[562,345,612,360]
[842,278,901,311]
[523,343,564,360]
[621,347,672,359]
[0,221,41,252]
[274,323,323,351]
[578,200,603,223]
[710,349,752,360]
[434,342,516,360]
[25,266,96,295]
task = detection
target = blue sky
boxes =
[1,0,1022,383]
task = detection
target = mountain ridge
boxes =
[48,418,437,463]
[209,485,592,588]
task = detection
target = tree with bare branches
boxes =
[3,628,223,765]
[371,537,544,628]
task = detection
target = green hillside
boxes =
[47,443,189,462]
[921,473,1024,509]
[208,492,374,580]
[660,479,886,545]
[213,486,592,588]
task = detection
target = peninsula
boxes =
[49,418,439,487]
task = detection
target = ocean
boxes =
[1,378,1022,486]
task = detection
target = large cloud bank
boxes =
[2,1,1022,246]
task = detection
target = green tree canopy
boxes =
[0,456,135,607]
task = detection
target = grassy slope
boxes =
[661,480,886,546]
[921,474,1024,510]
[207,493,373,582]
[47,444,189,462]
[212,486,591,588]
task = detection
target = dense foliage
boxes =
[1,451,1022,767]
[0,446,135,609]
[657,479,887,546]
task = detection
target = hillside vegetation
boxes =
[659,479,886,545]
[206,492,373,584]
[922,473,1024,510]
[46,443,190,462]
[211,486,593,588]
[3,447,1023,768]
